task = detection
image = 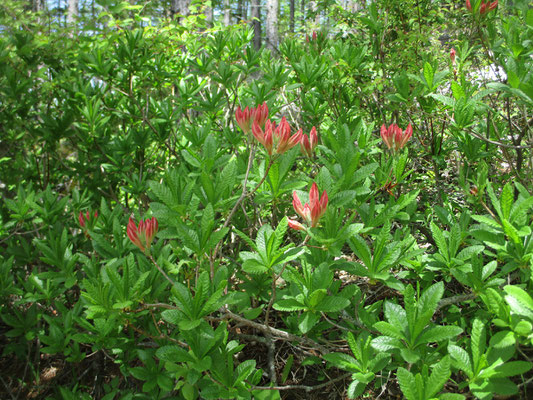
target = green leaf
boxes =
[323,353,359,372]
[156,345,194,363]
[281,354,294,383]
[414,282,444,338]
[426,356,451,398]
[314,295,350,312]
[349,235,372,267]
[471,214,502,229]
[430,222,448,261]
[451,81,465,100]
[273,298,306,311]
[504,285,533,319]
[416,325,463,345]
[423,62,434,90]
[397,367,418,400]
[403,285,416,341]
[374,321,404,340]
[439,394,466,400]
[399,348,420,364]
[200,203,214,243]
[371,336,402,351]
[500,183,513,220]
[298,312,320,334]
[448,344,473,377]
[272,217,288,255]
[471,319,486,372]
[492,361,531,378]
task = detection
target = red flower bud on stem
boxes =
[252,117,302,156]
[380,123,412,152]
[300,126,318,157]
[78,210,98,229]
[127,217,158,253]
[290,182,328,229]
[235,102,269,135]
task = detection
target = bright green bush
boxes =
[0,0,532,399]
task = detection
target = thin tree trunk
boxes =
[310,1,319,24]
[301,0,306,26]
[224,0,231,26]
[171,0,190,21]
[238,0,244,22]
[266,0,278,51]
[251,0,261,49]
[205,1,214,27]
[67,0,78,24]
[289,0,295,33]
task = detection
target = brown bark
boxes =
[251,0,261,49]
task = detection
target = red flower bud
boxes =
[288,219,306,231]
[236,102,269,134]
[127,217,158,253]
[381,123,412,152]
[450,48,456,64]
[300,127,318,157]
[78,210,98,229]
[291,183,328,229]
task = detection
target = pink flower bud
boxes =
[288,219,306,231]
[381,123,412,152]
[252,102,269,128]
[380,124,394,150]
[466,0,472,11]
[235,106,253,134]
[127,217,158,253]
[78,210,98,229]
[291,183,328,228]
[300,127,318,157]
[450,48,456,64]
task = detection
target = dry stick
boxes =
[210,143,256,276]
[436,293,476,311]
[251,372,351,392]
[219,309,330,354]
[126,320,188,348]
[211,154,275,276]
[148,254,176,288]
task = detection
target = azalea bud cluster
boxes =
[236,103,327,231]
[466,0,498,15]
[236,103,318,158]
[235,102,269,135]
[288,182,328,231]
[78,210,98,231]
[127,217,158,253]
[380,123,413,152]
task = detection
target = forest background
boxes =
[1,0,533,399]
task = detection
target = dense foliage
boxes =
[1,0,533,399]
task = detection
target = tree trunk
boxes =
[224,0,231,26]
[205,1,214,26]
[289,0,295,33]
[33,0,45,12]
[301,0,305,26]
[348,0,363,12]
[67,0,78,24]
[171,0,190,21]
[237,0,244,22]
[251,0,261,49]
[265,0,278,51]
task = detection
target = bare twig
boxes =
[251,372,351,392]
[218,309,330,354]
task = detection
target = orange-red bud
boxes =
[127,217,158,253]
